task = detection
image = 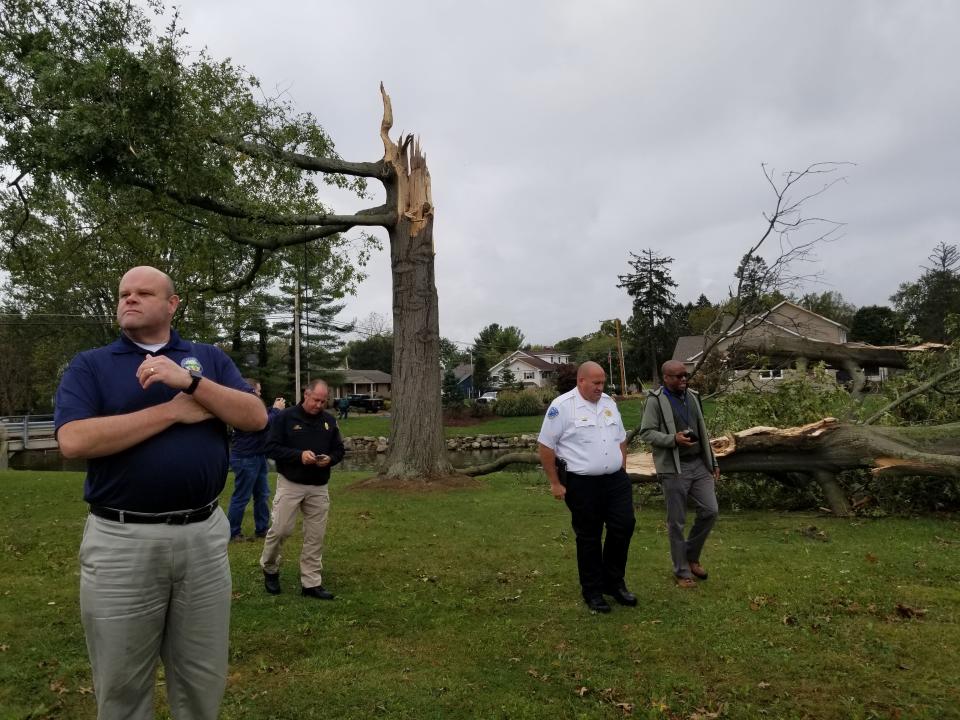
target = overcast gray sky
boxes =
[173,1,959,348]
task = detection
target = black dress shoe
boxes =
[264,572,281,595]
[301,585,335,600]
[605,586,638,607]
[584,595,612,613]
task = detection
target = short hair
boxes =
[243,377,260,388]
[305,378,328,393]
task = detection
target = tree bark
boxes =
[378,86,453,480]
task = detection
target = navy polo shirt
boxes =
[231,406,280,458]
[54,330,251,513]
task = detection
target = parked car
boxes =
[347,394,385,413]
[476,391,498,404]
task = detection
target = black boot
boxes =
[264,572,281,595]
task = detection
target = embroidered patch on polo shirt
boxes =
[180,357,203,373]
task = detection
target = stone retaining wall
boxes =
[344,434,539,454]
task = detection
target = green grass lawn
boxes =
[2,469,959,719]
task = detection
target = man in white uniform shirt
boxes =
[538,361,637,613]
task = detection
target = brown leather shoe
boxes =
[689,562,708,580]
[675,577,698,589]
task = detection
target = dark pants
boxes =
[563,468,636,599]
[660,458,718,578]
[227,454,271,538]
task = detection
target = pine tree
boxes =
[617,249,678,384]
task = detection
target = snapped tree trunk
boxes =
[378,89,453,480]
[620,419,960,515]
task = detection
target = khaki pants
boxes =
[79,508,231,720]
[259,475,330,588]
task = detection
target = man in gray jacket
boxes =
[640,360,720,588]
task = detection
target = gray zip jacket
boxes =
[639,387,718,475]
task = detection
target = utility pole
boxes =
[615,318,627,395]
[293,283,301,400]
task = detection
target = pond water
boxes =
[7,447,530,474]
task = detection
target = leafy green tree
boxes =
[439,337,469,371]
[554,363,578,394]
[473,324,525,364]
[733,254,773,316]
[344,334,393,374]
[554,336,584,357]
[617,249,677,384]
[687,295,719,335]
[0,0,451,478]
[472,353,491,396]
[498,365,520,391]
[795,290,857,327]
[441,369,465,411]
[891,243,960,343]
[849,305,901,345]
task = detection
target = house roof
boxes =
[490,350,561,374]
[682,300,848,362]
[339,369,392,384]
[673,336,706,362]
[724,300,848,338]
[452,363,473,382]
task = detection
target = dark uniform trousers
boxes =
[563,468,636,598]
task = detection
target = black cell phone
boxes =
[683,429,699,442]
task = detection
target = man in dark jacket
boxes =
[259,379,344,599]
[639,360,720,589]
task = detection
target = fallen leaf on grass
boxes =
[49,679,68,695]
[865,552,878,564]
[615,701,634,714]
[78,686,93,695]
[749,595,772,611]
[575,686,589,697]
[689,707,722,719]
[757,681,771,689]
[782,614,798,626]
[895,603,926,619]
[800,525,829,542]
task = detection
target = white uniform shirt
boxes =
[538,388,627,475]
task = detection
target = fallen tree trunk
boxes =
[626,419,960,515]
[461,420,960,515]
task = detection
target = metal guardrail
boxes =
[1,415,58,454]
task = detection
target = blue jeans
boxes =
[227,455,270,538]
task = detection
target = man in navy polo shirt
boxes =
[54,265,267,720]
[227,378,285,541]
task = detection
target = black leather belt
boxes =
[89,500,219,525]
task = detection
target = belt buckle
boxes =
[165,513,190,525]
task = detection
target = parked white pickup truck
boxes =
[476,391,498,403]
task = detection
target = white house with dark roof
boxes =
[488,348,571,389]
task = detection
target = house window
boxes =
[523,371,535,380]
[759,369,784,380]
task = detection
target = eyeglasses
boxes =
[665,373,689,379]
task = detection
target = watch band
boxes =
[184,371,202,395]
